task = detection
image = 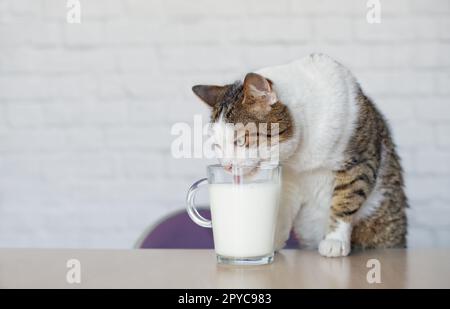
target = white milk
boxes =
[209,182,280,258]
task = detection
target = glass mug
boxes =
[186,164,281,265]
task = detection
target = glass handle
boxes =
[186,178,212,228]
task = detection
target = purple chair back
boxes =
[139,209,299,249]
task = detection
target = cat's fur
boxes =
[192,54,407,257]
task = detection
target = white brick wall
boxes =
[0,0,449,249]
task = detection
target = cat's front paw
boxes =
[318,239,351,257]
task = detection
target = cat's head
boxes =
[192,73,294,173]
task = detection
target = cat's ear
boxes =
[243,73,277,106]
[192,85,224,107]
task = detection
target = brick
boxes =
[83,100,129,125]
[156,20,228,44]
[358,72,434,96]
[0,154,42,179]
[412,201,450,228]
[413,17,441,40]
[159,46,242,73]
[239,45,301,72]
[128,100,168,125]
[376,97,415,121]
[435,72,450,95]
[104,20,154,45]
[0,49,81,73]
[0,75,96,100]
[123,0,165,18]
[409,43,440,68]
[161,0,245,18]
[8,0,41,17]
[119,152,165,178]
[30,22,64,47]
[376,0,411,16]
[68,178,187,205]
[354,18,415,42]
[410,43,450,68]
[0,179,59,206]
[153,178,196,204]
[166,156,213,178]
[0,129,66,153]
[339,44,412,69]
[0,1,8,20]
[0,76,50,99]
[436,124,450,148]
[406,173,450,201]
[6,102,43,127]
[50,75,97,99]
[79,50,117,73]
[415,150,450,175]
[40,153,116,180]
[415,98,450,121]
[80,0,123,19]
[116,48,159,72]
[61,180,113,206]
[391,122,435,149]
[0,209,49,246]
[167,98,208,123]
[105,126,171,150]
[291,0,361,16]
[410,0,450,14]
[0,104,7,129]
[0,22,30,47]
[244,0,292,16]
[397,149,414,174]
[405,176,450,202]
[97,75,128,99]
[313,17,353,42]
[233,18,312,43]
[64,22,105,47]
[64,128,106,151]
[122,75,179,99]
[439,18,450,39]
[41,101,85,127]
[42,0,66,20]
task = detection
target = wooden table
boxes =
[0,249,449,288]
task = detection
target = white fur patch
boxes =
[254,54,363,253]
[319,238,351,257]
[291,168,335,249]
[319,220,352,257]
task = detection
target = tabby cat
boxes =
[192,54,407,257]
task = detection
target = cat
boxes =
[192,53,407,257]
